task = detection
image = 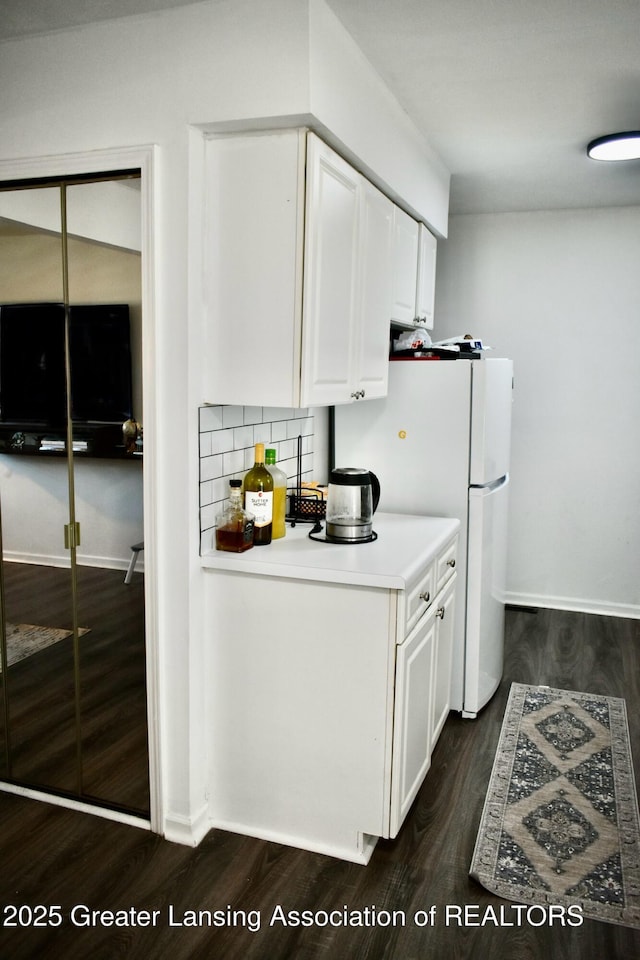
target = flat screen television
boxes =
[0,302,133,429]
[68,304,133,423]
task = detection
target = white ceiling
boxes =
[2,0,640,214]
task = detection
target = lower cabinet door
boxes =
[430,575,456,751]
[388,606,436,838]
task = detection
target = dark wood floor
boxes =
[0,562,149,815]
[0,607,638,959]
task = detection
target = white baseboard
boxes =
[0,780,151,831]
[163,804,211,847]
[505,591,640,621]
[209,817,377,864]
[2,550,143,573]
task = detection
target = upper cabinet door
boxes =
[355,180,393,400]
[415,223,437,330]
[390,206,419,326]
[203,129,306,408]
[300,134,360,407]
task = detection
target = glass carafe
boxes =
[325,468,380,542]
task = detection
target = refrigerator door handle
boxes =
[469,473,509,494]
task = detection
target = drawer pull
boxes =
[436,606,445,619]
[419,590,430,603]
[447,558,456,568]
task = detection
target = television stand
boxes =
[0,423,141,460]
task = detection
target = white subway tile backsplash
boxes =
[278,438,296,461]
[200,454,223,482]
[243,407,263,424]
[222,406,244,428]
[270,420,288,442]
[286,417,313,439]
[199,403,317,550]
[210,428,235,455]
[262,407,292,422]
[200,480,214,507]
[199,430,212,458]
[200,405,224,432]
[212,476,232,504]
[233,425,254,450]
[253,425,272,446]
[201,526,216,554]
[222,449,246,475]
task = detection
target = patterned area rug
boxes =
[470,682,640,928]
[1,622,89,671]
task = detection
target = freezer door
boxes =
[463,475,509,718]
[469,358,513,485]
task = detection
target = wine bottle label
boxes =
[244,490,273,527]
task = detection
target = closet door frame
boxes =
[0,145,159,834]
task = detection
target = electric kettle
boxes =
[325,467,381,543]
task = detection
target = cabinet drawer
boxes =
[404,563,435,636]
[436,538,457,594]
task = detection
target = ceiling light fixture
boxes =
[587,131,640,161]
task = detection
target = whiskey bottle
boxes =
[215,479,255,552]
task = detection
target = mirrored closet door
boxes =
[0,173,149,816]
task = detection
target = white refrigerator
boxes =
[334,357,513,718]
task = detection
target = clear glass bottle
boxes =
[242,442,274,545]
[265,448,287,539]
[215,479,255,552]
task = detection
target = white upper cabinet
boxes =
[301,140,393,405]
[356,180,394,400]
[203,129,394,408]
[300,136,360,406]
[416,223,437,328]
[390,206,420,326]
[390,208,438,331]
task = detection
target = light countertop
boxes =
[202,511,460,589]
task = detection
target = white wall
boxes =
[307,0,449,234]
[434,206,640,618]
[0,458,143,568]
[0,0,446,844]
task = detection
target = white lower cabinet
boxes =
[204,518,458,864]
[389,605,436,836]
[430,576,456,750]
[389,565,456,837]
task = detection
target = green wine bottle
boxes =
[242,442,274,545]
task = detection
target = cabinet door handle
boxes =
[419,590,430,603]
[447,558,456,568]
[436,606,445,619]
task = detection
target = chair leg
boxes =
[124,542,144,584]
